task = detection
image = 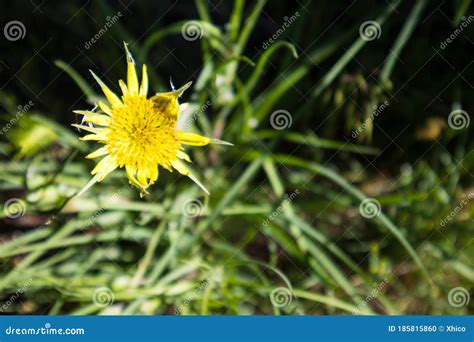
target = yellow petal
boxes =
[139,65,148,97]
[127,63,139,95]
[176,150,191,162]
[124,42,139,95]
[80,132,108,141]
[72,124,105,134]
[73,110,96,116]
[162,163,172,172]
[126,61,138,96]
[150,93,180,119]
[74,112,111,126]
[171,81,192,97]
[171,160,210,195]
[90,70,123,108]
[171,160,209,194]
[119,79,129,97]
[137,168,150,186]
[98,101,112,115]
[150,165,159,183]
[133,166,159,187]
[126,164,147,192]
[150,82,192,119]
[176,131,211,146]
[86,147,109,159]
[91,155,117,181]
[170,160,190,176]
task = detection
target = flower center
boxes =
[106,95,181,169]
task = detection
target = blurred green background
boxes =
[0,0,473,315]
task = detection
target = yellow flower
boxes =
[74,44,230,196]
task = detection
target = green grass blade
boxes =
[272,154,432,284]
[380,0,428,84]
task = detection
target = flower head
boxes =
[74,44,230,196]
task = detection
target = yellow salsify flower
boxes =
[73,44,231,196]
